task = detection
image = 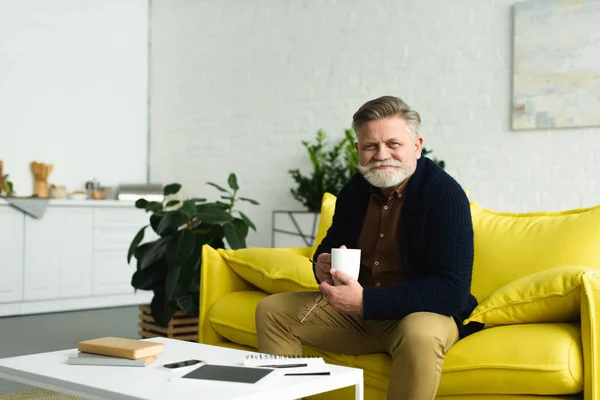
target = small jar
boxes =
[49,185,67,199]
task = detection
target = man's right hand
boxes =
[315,243,348,285]
[315,252,334,285]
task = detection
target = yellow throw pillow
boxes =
[219,247,319,294]
[464,265,596,326]
[470,201,600,301]
[312,192,336,254]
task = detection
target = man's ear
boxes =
[415,137,424,159]
[354,141,359,152]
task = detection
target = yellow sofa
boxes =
[198,193,600,400]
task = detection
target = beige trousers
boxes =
[255,292,459,400]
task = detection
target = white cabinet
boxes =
[0,207,24,303]
[92,208,155,295]
[24,207,93,300]
[0,200,153,317]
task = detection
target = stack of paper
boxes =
[68,337,164,367]
[243,354,330,376]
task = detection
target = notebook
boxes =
[77,337,164,360]
[182,364,274,384]
[243,354,330,376]
[67,352,157,367]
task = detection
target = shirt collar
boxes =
[369,175,412,201]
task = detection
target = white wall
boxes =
[0,0,149,196]
[149,0,600,248]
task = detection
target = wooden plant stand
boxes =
[138,305,199,342]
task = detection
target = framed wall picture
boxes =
[512,0,600,130]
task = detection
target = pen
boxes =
[259,363,308,368]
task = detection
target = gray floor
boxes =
[0,306,139,395]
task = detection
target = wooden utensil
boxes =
[31,161,54,198]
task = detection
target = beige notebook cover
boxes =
[77,337,164,360]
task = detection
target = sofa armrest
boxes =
[581,272,600,400]
[199,244,255,345]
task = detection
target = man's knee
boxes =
[390,312,455,354]
[255,292,298,331]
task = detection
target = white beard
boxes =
[357,160,413,188]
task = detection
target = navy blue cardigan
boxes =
[314,156,483,338]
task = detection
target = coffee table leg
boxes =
[355,377,364,400]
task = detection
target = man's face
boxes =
[354,117,423,189]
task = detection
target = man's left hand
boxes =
[319,268,364,315]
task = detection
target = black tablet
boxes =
[182,364,274,384]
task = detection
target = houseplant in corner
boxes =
[127,173,259,332]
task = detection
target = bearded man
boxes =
[255,95,483,400]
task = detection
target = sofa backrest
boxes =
[470,201,600,301]
[314,193,600,302]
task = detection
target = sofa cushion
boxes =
[219,248,319,294]
[470,201,600,301]
[465,265,592,326]
[209,291,583,396]
[351,323,583,395]
[209,291,269,349]
[312,192,336,254]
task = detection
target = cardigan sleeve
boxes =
[311,180,356,283]
[362,187,475,319]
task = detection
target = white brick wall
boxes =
[149,0,600,248]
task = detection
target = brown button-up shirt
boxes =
[357,178,410,289]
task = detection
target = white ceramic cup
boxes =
[330,248,361,286]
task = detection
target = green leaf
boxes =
[196,203,228,212]
[176,292,199,317]
[165,229,195,269]
[206,182,228,193]
[239,197,259,205]
[220,195,232,200]
[150,291,177,328]
[133,242,153,265]
[237,211,256,231]
[149,213,162,235]
[180,200,197,218]
[224,222,245,250]
[146,201,163,213]
[135,199,148,209]
[163,183,182,196]
[188,197,206,203]
[131,263,164,290]
[233,218,249,239]
[166,200,180,207]
[227,173,239,190]
[165,266,181,300]
[157,211,184,235]
[127,226,147,264]
[196,210,233,224]
[139,236,170,270]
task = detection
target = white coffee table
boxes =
[0,337,364,400]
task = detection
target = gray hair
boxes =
[352,96,421,140]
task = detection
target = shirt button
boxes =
[380,233,384,238]
[374,261,379,266]
[383,205,389,210]
[375,282,381,287]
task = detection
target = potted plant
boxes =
[127,173,259,328]
[288,129,357,213]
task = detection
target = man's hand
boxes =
[319,268,364,315]
[314,252,334,285]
